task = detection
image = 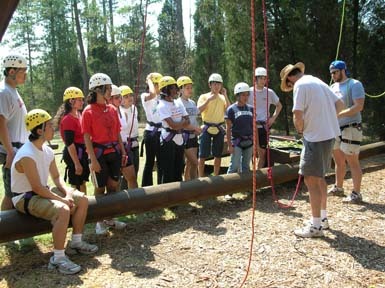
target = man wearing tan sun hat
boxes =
[280,62,344,238]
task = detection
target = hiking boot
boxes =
[66,241,98,255]
[104,219,127,230]
[95,221,109,235]
[342,191,363,204]
[294,224,324,238]
[328,185,344,196]
[48,256,81,275]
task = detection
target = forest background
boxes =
[1,0,384,140]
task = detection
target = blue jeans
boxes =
[227,146,252,173]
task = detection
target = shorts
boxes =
[1,153,13,198]
[185,136,198,149]
[94,152,121,188]
[258,128,267,149]
[122,143,134,167]
[333,126,362,155]
[14,187,85,222]
[62,147,90,186]
[199,131,224,158]
[299,138,334,177]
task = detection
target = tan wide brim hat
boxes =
[280,62,305,92]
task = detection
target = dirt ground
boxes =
[0,154,384,288]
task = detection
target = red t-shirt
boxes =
[82,103,121,144]
[60,113,84,144]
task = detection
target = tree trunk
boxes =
[73,0,89,94]
[352,0,359,77]
[109,0,120,83]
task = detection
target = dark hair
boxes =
[87,85,107,104]
[160,84,177,98]
[28,123,44,141]
[3,68,13,77]
[288,68,302,77]
[53,101,72,129]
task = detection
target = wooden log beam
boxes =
[0,141,384,243]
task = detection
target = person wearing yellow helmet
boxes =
[11,109,98,274]
[140,72,163,186]
[0,53,29,210]
[175,76,201,180]
[197,73,231,177]
[109,85,138,190]
[119,85,140,176]
[54,87,89,194]
[157,76,190,183]
[82,73,127,235]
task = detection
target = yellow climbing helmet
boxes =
[25,109,52,131]
[63,87,84,102]
[159,76,177,90]
[148,72,163,84]
[176,76,193,88]
[119,85,133,96]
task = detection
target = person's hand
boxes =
[208,93,216,101]
[228,144,234,154]
[268,117,275,128]
[90,159,101,173]
[74,163,83,175]
[221,87,227,96]
[194,126,202,135]
[121,154,128,167]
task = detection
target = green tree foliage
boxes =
[158,0,186,77]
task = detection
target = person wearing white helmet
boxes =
[140,72,164,187]
[225,82,255,200]
[175,76,201,180]
[109,85,138,190]
[11,109,98,275]
[197,73,230,177]
[82,73,127,235]
[54,87,89,194]
[248,67,282,169]
[0,53,29,210]
[157,76,190,183]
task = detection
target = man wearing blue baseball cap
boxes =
[328,60,366,204]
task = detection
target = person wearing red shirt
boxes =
[82,73,127,235]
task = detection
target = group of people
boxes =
[0,52,365,275]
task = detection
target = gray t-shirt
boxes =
[248,87,280,122]
[330,78,365,127]
[175,97,199,128]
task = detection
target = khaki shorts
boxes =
[14,187,85,222]
[333,126,362,155]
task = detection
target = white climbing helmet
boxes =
[255,67,267,77]
[208,73,223,83]
[89,73,112,90]
[2,53,27,69]
[234,82,250,95]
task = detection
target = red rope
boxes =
[239,1,257,287]
[261,0,301,209]
[129,0,148,139]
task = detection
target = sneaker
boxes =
[328,185,344,196]
[342,191,363,204]
[66,241,99,255]
[294,224,324,238]
[304,218,329,230]
[224,194,234,201]
[48,256,81,275]
[104,219,127,230]
[95,221,109,235]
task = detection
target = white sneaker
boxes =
[304,218,329,230]
[294,224,324,238]
[104,219,127,230]
[224,194,234,201]
[95,221,109,235]
[48,256,81,275]
[328,185,344,196]
[66,241,99,255]
[342,191,363,204]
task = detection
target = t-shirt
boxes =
[197,92,227,134]
[141,92,162,131]
[119,105,139,147]
[330,78,365,126]
[225,103,253,139]
[0,80,29,153]
[11,141,55,205]
[248,87,280,122]
[157,99,188,145]
[292,75,340,142]
[60,113,84,144]
[81,103,121,144]
[175,97,199,128]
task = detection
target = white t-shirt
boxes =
[141,92,162,131]
[119,105,139,147]
[0,80,29,153]
[248,87,280,122]
[292,75,341,142]
[157,99,188,145]
[11,141,55,205]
